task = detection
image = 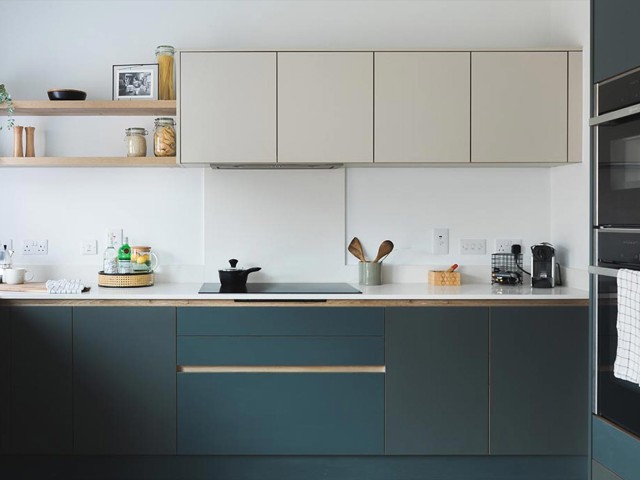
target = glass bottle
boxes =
[154,117,176,157]
[125,127,148,157]
[103,236,117,274]
[155,45,175,100]
[117,236,132,274]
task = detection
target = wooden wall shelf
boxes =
[0,157,178,167]
[0,100,176,116]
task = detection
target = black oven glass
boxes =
[597,274,640,438]
[597,117,640,226]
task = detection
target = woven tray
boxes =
[98,271,154,288]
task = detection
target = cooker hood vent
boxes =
[210,163,343,170]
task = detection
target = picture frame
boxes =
[112,64,159,100]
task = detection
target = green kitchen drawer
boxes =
[177,372,384,455]
[178,336,384,366]
[177,307,384,336]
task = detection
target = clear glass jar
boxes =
[155,45,175,100]
[154,117,176,157]
[124,127,148,157]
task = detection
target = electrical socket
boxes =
[22,239,48,255]
[432,228,449,255]
[495,239,522,254]
[460,239,487,255]
[82,240,98,255]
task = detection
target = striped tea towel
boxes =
[614,269,640,385]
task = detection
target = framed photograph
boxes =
[112,64,158,100]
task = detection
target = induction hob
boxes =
[199,282,361,294]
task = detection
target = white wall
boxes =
[0,0,590,285]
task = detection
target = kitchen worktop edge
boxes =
[0,282,588,306]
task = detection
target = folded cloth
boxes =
[614,269,640,385]
[46,279,87,294]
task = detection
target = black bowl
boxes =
[47,89,87,101]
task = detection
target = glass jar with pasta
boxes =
[154,117,176,157]
[155,45,175,100]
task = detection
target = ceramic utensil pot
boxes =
[219,259,261,290]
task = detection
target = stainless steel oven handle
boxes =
[590,103,640,126]
[596,227,640,233]
[589,266,619,278]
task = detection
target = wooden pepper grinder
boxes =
[13,125,24,157]
[25,126,35,157]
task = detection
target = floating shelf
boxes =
[0,157,178,167]
[0,100,176,116]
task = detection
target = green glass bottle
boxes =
[117,236,132,274]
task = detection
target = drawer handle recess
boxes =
[177,365,385,373]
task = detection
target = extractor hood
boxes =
[210,163,343,170]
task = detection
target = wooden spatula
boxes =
[348,237,367,262]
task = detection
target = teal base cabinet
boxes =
[0,307,9,454]
[73,307,176,455]
[178,372,384,455]
[385,307,489,455]
[0,455,587,480]
[593,416,640,480]
[176,306,385,455]
[490,307,588,455]
[11,307,73,454]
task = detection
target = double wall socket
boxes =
[460,239,487,255]
[495,239,522,254]
[432,228,449,255]
[22,239,48,255]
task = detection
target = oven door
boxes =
[594,115,640,227]
[592,267,640,438]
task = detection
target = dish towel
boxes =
[46,279,88,294]
[614,269,640,385]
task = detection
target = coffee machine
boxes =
[531,242,556,288]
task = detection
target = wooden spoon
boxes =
[348,237,367,262]
[373,240,394,263]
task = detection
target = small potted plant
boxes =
[0,84,14,130]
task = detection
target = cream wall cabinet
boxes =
[175,50,581,166]
[471,52,569,163]
[277,52,374,164]
[179,52,276,164]
[374,52,471,163]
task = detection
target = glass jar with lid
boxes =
[154,117,176,157]
[155,45,175,100]
[124,127,148,157]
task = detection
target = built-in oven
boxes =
[591,65,640,439]
[592,66,640,227]
[592,231,640,438]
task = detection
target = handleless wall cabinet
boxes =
[180,52,277,164]
[374,52,471,163]
[471,52,569,163]
[277,52,374,164]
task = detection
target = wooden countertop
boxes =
[0,282,589,307]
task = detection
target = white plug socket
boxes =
[22,239,48,255]
[495,239,522,254]
[432,228,449,255]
